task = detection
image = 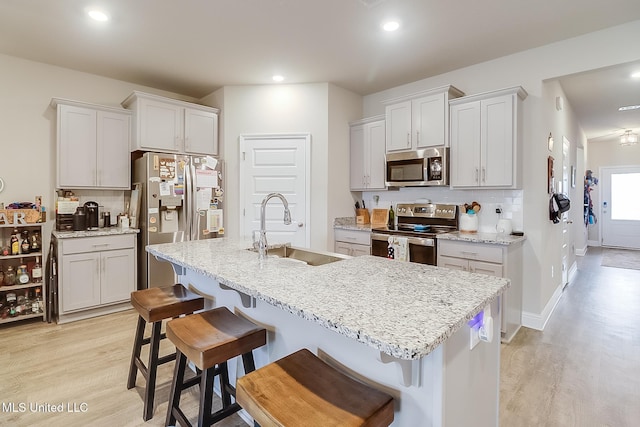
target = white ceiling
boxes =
[1,0,640,141]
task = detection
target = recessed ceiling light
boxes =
[619,104,640,111]
[88,9,109,22]
[632,71,640,78]
[272,75,285,82]
[382,21,400,32]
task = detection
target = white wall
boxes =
[207,83,361,250]
[327,84,363,247]
[0,52,197,217]
[362,20,640,327]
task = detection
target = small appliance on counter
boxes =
[72,207,87,231]
[83,201,99,230]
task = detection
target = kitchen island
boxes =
[148,238,509,426]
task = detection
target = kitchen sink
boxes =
[248,244,349,266]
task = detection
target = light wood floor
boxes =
[500,247,640,427]
[1,247,638,426]
[0,307,246,426]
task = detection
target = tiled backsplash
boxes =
[65,190,127,227]
[362,187,524,233]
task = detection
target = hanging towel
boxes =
[387,236,410,262]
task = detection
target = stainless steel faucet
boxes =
[256,192,292,261]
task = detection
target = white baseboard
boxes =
[587,239,600,247]
[575,246,587,256]
[522,284,564,331]
[568,261,577,283]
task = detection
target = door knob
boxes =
[297,222,304,228]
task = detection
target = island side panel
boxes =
[442,297,501,427]
[182,267,449,426]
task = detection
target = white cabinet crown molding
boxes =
[349,114,385,126]
[50,97,132,115]
[449,86,528,106]
[120,90,219,113]
[381,84,465,105]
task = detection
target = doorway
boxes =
[600,166,640,249]
[239,133,310,247]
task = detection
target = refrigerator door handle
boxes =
[189,160,198,241]
[184,157,192,240]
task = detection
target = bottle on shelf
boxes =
[4,265,16,286]
[20,230,30,254]
[0,267,4,286]
[33,287,43,314]
[10,229,20,255]
[6,292,17,317]
[31,257,42,283]
[17,263,30,285]
[388,205,395,228]
[30,231,41,253]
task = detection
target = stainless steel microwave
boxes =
[385,147,449,187]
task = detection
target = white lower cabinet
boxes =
[437,238,522,343]
[334,228,370,257]
[57,234,136,323]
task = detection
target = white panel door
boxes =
[101,248,136,304]
[413,93,445,148]
[240,134,310,247]
[58,104,97,187]
[97,111,130,188]
[450,101,481,186]
[482,94,513,187]
[601,166,640,249]
[184,107,218,155]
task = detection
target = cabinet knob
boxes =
[407,132,411,146]
[416,130,420,145]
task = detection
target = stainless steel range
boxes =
[371,203,458,265]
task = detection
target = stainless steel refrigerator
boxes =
[134,152,223,289]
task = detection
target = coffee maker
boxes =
[84,201,99,230]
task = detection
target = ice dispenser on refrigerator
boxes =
[134,152,223,289]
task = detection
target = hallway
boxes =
[500,247,640,426]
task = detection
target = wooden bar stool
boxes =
[165,306,267,427]
[127,284,205,421]
[236,349,394,427]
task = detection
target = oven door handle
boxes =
[371,233,434,247]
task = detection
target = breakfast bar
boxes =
[147,238,510,426]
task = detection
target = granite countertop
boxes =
[52,228,140,239]
[438,231,526,245]
[147,238,509,360]
[333,217,372,231]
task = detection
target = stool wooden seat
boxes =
[166,306,267,427]
[236,349,394,427]
[127,284,204,421]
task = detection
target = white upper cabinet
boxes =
[52,98,131,190]
[450,86,527,188]
[383,85,464,153]
[122,91,219,156]
[349,116,386,191]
